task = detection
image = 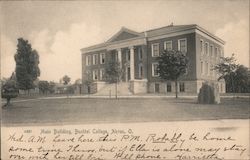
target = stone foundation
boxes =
[130,79,148,94]
[148,80,226,94]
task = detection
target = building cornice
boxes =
[81,24,225,54]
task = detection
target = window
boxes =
[126,50,130,61]
[210,65,213,76]
[86,55,91,66]
[164,41,172,51]
[166,82,171,92]
[93,54,98,65]
[219,48,223,57]
[201,61,204,75]
[138,47,143,60]
[206,62,209,75]
[152,43,159,57]
[100,53,105,64]
[152,63,159,77]
[210,45,213,57]
[92,70,98,80]
[200,39,204,53]
[138,64,143,78]
[179,82,185,92]
[205,42,209,55]
[100,69,105,80]
[215,47,218,58]
[178,39,187,53]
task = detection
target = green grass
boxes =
[1,97,249,126]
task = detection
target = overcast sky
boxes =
[1,0,249,82]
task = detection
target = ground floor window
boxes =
[138,64,143,79]
[155,83,160,93]
[166,82,171,92]
[179,82,185,92]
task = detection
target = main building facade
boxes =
[81,24,225,95]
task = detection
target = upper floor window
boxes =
[126,50,130,61]
[138,47,143,60]
[86,55,91,66]
[219,48,223,57]
[178,39,187,53]
[138,63,143,79]
[206,62,209,75]
[152,63,159,77]
[210,45,214,57]
[93,54,98,65]
[100,53,105,64]
[204,42,209,55]
[215,47,218,58]
[164,41,172,51]
[200,39,204,54]
[201,61,204,75]
[152,43,160,57]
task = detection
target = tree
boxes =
[62,75,71,85]
[14,38,40,92]
[38,81,50,94]
[234,65,250,93]
[213,54,239,93]
[83,71,93,94]
[158,50,188,98]
[48,81,56,94]
[1,73,18,107]
[104,60,122,98]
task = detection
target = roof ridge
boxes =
[143,24,197,33]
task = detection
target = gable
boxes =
[110,32,139,42]
[107,27,142,43]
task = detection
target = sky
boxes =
[0,0,249,82]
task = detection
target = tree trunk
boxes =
[115,80,118,99]
[6,97,11,106]
[175,80,178,99]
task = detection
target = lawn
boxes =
[1,97,249,126]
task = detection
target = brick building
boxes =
[81,24,225,95]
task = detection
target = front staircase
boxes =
[94,82,132,96]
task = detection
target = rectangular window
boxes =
[200,39,204,53]
[126,50,130,61]
[166,82,171,92]
[100,69,104,80]
[179,82,185,92]
[205,42,209,55]
[210,45,213,57]
[138,47,143,60]
[100,53,105,64]
[219,48,223,57]
[92,70,98,80]
[206,62,209,75]
[178,38,187,53]
[151,43,159,57]
[152,63,159,77]
[164,41,172,51]
[86,55,91,66]
[210,65,213,76]
[215,47,218,58]
[201,61,204,75]
[138,64,143,79]
[93,54,98,65]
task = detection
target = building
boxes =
[81,24,225,95]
